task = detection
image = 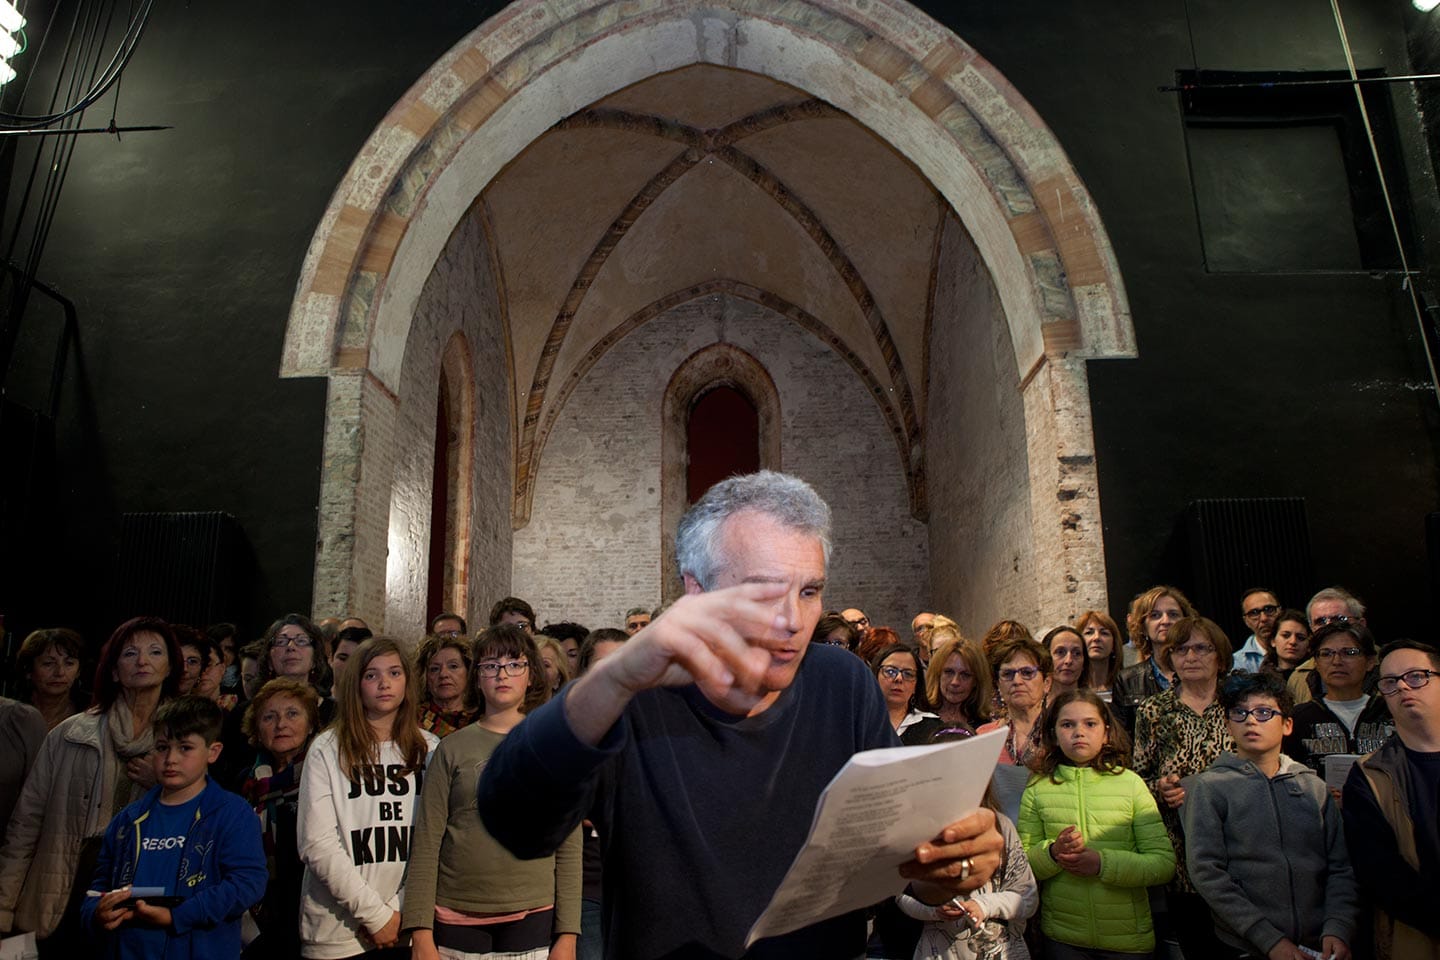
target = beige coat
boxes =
[0,710,111,937]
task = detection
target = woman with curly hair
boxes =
[416,634,479,737]
[1112,585,1197,733]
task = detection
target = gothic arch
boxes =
[285,0,1136,625]
[660,342,783,597]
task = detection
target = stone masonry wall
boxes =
[379,208,512,636]
[926,214,1041,638]
[513,293,927,633]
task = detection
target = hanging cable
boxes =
[1329,0,1440,410]
[0,0,153,129]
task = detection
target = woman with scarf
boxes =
[415,634,479,737]
[0,616,183,954]
[237,677,321,957]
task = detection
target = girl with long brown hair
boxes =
[297,637,438,958]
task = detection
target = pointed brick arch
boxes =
[285,0,1137,627]
[660,342,783,597]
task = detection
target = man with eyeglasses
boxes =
[477,472,1004,960]
[1283,623,1393,779]
[1343,639,1440,955]
[1287,587,1370,706]
[488,596,536,634]
[911,612,935,667]
[1234,587,1281,674]
[429,611,468,639]
[1184,671,1358,960]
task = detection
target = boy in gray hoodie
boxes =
[1182,671,1358,960]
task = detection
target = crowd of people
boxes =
[0,471,1435,960]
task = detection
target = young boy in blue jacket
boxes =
[82,695,267,959]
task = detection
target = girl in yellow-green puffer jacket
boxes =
[1018,690,1175,958]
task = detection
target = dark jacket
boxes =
[1283,696,1394,774]
[1112,659,1164,733]
[1343,736,1440,958]
[81,776,268,960]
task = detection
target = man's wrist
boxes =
[563,663,636,746]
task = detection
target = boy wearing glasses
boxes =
[1183,672,1358,960]
[1284,623,1394,776]
[1342,639,1440,958]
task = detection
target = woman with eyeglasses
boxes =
[1131,615,1234,960]
[809,612,860,654]
[403,624,580,960]
[924,627,993,734]
[416,635,479,737]
[977,639,1053,767]
[1282,622,1393,780]
[258,615,335,723]
[1112,585,1197,734]
[870,642,942,746]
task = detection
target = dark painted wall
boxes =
[953,0,1440,641]
[2,0,1436,650]
[0,1,504,646]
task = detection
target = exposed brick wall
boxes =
[513,294,928,633]
[319,208,512,636]
[925,214,1041,638]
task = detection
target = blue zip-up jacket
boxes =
[81,776,267,960]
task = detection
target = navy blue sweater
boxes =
[478,643,899,960]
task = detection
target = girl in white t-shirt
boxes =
[298,636,439,959]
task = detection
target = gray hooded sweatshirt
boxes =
[1181,752,1359,955]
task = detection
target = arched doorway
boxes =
[283,0,1135,633]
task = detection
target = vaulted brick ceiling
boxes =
[483,63,949,501]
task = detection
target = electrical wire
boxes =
[1329,0,1440,410]
[0,0,151,383]
[0,0,153,129]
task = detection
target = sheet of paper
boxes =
[1324,753,1361,794]
[744,727,1006,948]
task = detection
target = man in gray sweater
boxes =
[1182,671,1358,960]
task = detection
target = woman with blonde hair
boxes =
[298,637,439,957]
[924,627,993,733]
[534,635,573,693]
[1112,585,1197,733]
